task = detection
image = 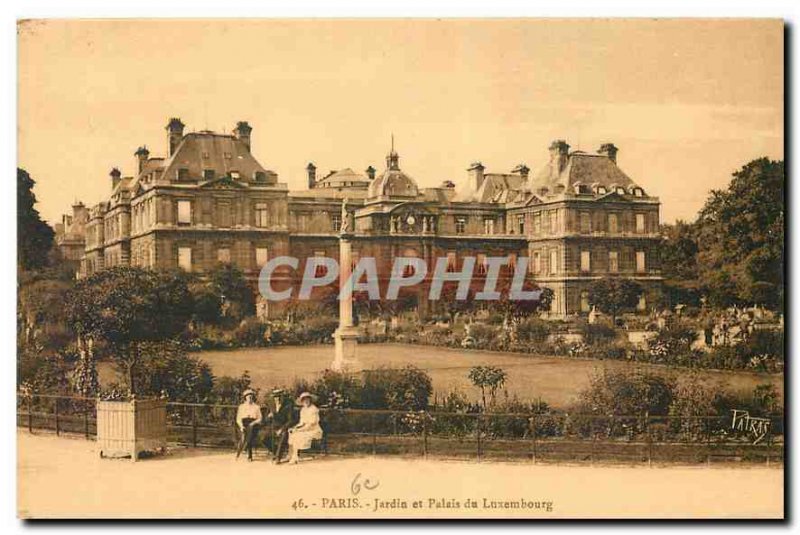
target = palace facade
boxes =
[65,118,662,317]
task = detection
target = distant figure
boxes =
[287,392,323,464]
[236,389,262,461]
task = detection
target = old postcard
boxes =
[16,18,784,519]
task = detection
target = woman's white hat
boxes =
[242,389,257,399]
[295,392,316,405]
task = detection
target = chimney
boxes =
[233,121,253,151]
[511,163,530,180]
[72,201,87,223]
[110,167,122,190]
[598,143,619,164]
[467,162,485,192]
[165,117,185,156]
[134,146,150,174]
[549,140,570,174]
[365,165,376,180]
[306,162,317,189]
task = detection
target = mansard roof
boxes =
[529,151,640,194]
[159,131,277,184]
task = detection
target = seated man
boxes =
[265,388,296,463]
[235,389,262,461]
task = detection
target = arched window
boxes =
[402,248,419,277]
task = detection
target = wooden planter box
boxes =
[97,399,167,461]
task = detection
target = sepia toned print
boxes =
[17,19,783,519]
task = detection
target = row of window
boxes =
[177,246,269,272]
[175,200,271,227]
[572,184,646,197]
[516,211,650,236]
[530,249,647,275]
[452,216,496,235]
[174,168,268,182]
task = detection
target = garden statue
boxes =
[461,321,476,349]
[340,197,354,235]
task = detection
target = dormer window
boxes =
[574,183,590,194]
[203,169,215,180]
[615,186,627,195]
[254,171,266,182]
[230,171,240,180]
[596,185,607,195]
[176,168,189,181]
[632,187,645,197]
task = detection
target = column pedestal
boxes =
[332,326,359,372]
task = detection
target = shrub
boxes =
[468,323,498,349]
[18,349,72,394]
[362,366,433,411]
[575,368,675,418]
[190,324,239,350]
[212,371,256,405]
[137,343,214,402]
[514,317,551,344]
[234,318,268,347]
[646,321,698,360]
[668,375,719,439]
[310,369,362,409]
[578,320,617,345]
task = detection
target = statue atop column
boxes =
[340,197,354,235]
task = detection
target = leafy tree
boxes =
[490,274,553,321]
[437,281,476,323]
[209,263,255,322]
[695,158,784,311]
[660,221,699,281]
[468,365,507,410]
[587,277,643,323]
[17,168,54,271]
[65,267,194,394]
[18,278,73,350]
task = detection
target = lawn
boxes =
[96,343,784,408]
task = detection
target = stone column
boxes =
[332,235,359,371]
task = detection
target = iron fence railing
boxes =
[16,393,784,465]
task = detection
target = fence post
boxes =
[422,412,428,459]
[476,415,482,462]
[372,413,377,456]
[54,399,60,436]
[646,412,653,467]
[84,403,89,439]
[531,413,537,464]
[28,396,33,433]
[191,405,198,448]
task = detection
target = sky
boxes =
[18,19,783,225]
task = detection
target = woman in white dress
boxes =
[287,392,323,464]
